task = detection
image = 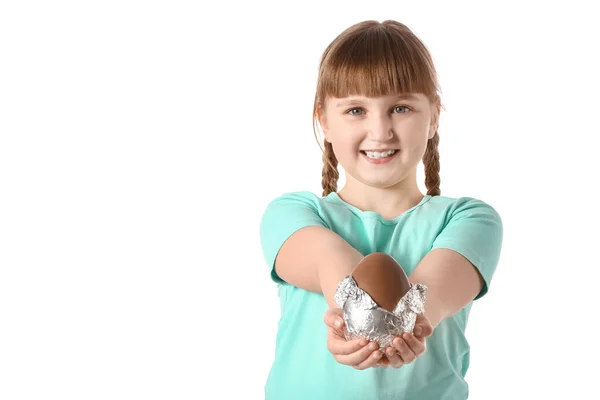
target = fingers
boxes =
[393,337,415,363]
[327,331,368,356]
[325,308,357,355]
[336,341,380,366]
[383,347,404,368]
[375,355,390,368]
[326,330,383,368]
[324,308,432,370]
[353,348,383,370]
[393,333,426,364]
[324,308,383,369]
[403,332,426,357]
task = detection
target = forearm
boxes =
[409,248,485,328]
[274,226,364,308]
[316,242,364,308]
[412,289,446,329]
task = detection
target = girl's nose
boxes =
[367,117,394,141]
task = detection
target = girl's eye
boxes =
[347,108,364,116]
[393,105,410,113]
[346,105,410,116]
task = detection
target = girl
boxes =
[259,20,503,399]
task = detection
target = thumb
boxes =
[414,315,434,338]
[413,325,423,337]
[324,308,344,330]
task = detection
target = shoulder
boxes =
[262,190,341,216]
[259,191,332,271]
[427,195,504,300]
[424,194,502,223]
[264,190,323,207]
[260,190,331,229]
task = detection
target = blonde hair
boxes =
[312,20,445,197]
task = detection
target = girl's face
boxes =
[319,93,439,190]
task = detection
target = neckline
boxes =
[327,192,432,223]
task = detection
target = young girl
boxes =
[259,20,503,399]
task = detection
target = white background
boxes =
[1,1,599,399]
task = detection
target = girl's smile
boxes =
[360,149,399,164]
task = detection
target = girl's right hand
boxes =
[324,308,383,370]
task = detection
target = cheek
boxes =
[329,129,362,152]
[407,140,431,161]
[332,140,360,160]
[401,136,427,154]
[397,122,430,148]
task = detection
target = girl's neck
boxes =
[337,174,424,220]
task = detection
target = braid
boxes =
[321,141,339,196]
[423,131,441,196]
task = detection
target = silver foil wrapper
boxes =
[334,276,427,349]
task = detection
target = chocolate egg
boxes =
[351,252,411,312]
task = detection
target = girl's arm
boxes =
[276,225,388,369]
[409,248,486,328]
[276,226,486,329]
[274,225,363,308]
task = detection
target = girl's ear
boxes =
[429,102,441,139]
[318,110,330,142]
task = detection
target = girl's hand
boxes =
[324,308,384,370]
[375,313,434,368]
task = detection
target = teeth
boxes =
[364,150,396,159]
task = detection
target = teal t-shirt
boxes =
[259,191,503,400]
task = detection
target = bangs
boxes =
[318,25,438,100]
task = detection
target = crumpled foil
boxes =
[334,275,427,349]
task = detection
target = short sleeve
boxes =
[431,198,503,300]
[259,192,328,285]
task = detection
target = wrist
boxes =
[420,291,445,329]
[318,249,364,309]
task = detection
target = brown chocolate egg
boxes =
[351,252,411,312]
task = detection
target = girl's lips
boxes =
[361,150,399,164]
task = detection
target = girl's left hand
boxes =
[375,314,434,368]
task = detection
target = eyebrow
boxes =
[335,94,420,108]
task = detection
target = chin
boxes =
[354,168,412,187]
[357,176,403,189]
